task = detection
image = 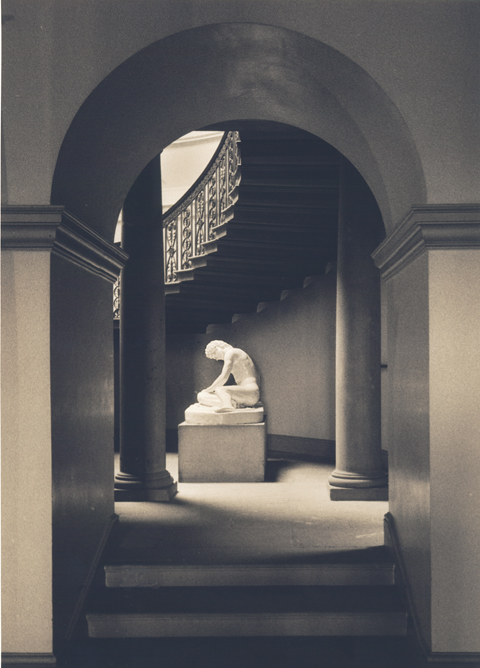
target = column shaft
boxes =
[329,159,387,500]
[115,157,177,501]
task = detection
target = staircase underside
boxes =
[165,123,340,336]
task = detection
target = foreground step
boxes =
[86,586,407,639]
[104,562,395,588]
[87,610,408,638]
[60,636,421,668]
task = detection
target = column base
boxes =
[329,484,388,501]
[114,470,177,502]
[328,468,388,500]
[115,482,177,502]
[328,468,387,487]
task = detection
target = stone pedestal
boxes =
[178,422,266,482]
[185,403,264,425]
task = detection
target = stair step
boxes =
[167,280,281,298]
[90,586,404,613]
[240,173,338,188]
[104,562,395,588]
[87,586,407,638]
[167,298,259,313]
[87,610,407,638]
[238,193,335,208]
[177,269,308,288]
[58,635,420,668]
[217,227,331,247]
[191,255,320,276]
[215,238,326,257]
[239,181,338,193]
[242,154,340,166]
[238,140,339,160]
[233,204,338,221]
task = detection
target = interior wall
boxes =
[1,251,53,654]
[386,253,432,647]
[4,1,479,230]
[5,1,478,212]
[161,131,224,212]
[49,255,115,645]
[429,250,480,653]
[167,271,336,442]
[47,21,426,239]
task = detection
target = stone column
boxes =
[115,157,177,501]
[329,159,387,500]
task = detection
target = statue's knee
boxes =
[198,390,221,407]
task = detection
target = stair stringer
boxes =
[208,270,335,333]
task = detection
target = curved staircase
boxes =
[164,123,340,336]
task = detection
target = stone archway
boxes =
[51,22,425,241]
[4,17,478,658]
[49,24,426,503]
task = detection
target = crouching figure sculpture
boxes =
[180,340,266,480]
[197,340,260,413]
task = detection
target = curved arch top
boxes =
[51,22,426,240]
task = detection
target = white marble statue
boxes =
[197,341,260,413]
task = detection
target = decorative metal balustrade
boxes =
[163,131,241,284]
[113,131,241,317]
[113,274,121,319]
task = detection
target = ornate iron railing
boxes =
[113,273,121,319]
[113,132,240,317]
[163,131,241,283]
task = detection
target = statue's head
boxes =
[205,340,230,360]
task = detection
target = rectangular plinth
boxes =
[329,484,389,501]
[115,483,178,502]
[178,422,266,482]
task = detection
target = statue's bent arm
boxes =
[204,353,234,392]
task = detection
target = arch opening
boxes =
[51,22,426,241]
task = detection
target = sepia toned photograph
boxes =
[2,1,479,666]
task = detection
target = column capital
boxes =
[1,205,128,282]
[372,204,480,281]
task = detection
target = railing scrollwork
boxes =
[113,274,121,319]
[114,131,241,316]
[163,131,241,283]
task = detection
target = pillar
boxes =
[375,205,480,655]
[2,205,127,660]
[114,157,177,501]
[329,160,387,500]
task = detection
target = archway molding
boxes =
[51,22,426,239]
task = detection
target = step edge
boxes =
[87,611,407,621]
[104,563,395,587]
[87,611,408,638]
[105,563,395,573]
